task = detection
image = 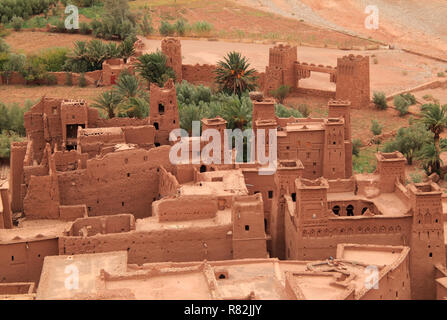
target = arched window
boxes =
[332,205,340,215]
[346,205,354,216]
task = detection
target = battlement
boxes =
[296,177,329,190]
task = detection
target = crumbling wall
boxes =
[57,146,174,219]
[182,64,216,86]
[59,220,233,264]
[153,196,218,222]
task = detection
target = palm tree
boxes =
[134,51,176,87]
[419,103,447,173]
[417,143,441,176]
[91,90,122,118]
[113,71,143,99]
[179,104,206,136]
[221,95,252,130]
[215,51,258,96]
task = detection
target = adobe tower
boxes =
[336,55,370,109]
[161,37,182,83]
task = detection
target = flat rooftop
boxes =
[35,243,409,300]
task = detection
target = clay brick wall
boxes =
[0,238,59,284]
[153,195,218,222]
[182,64,216,86]
[158,166,180,198]
[9,142,27,213]
[59,222,233,264]
[57,146,174,219]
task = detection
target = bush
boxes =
[37,47,69,72]
[89,0,137,40]
[0,131,23,158]
[11,16,24,31]
[401,93,416,105]
[270,85,290,104]
[159,20,175,36]
[298,104,311,118]
[370,119,383,136]
[193,21,212,36]
[139,14,154,36]
[438,72,445,77]
[174,19,188,36]
[352,138,362,156]
[79,22,91,35]
[78,73,87,87]
[373,91,387,110]
[22,55,48,83]
[0,0,57,23]
[394,95,410,116]
[274,104,303,118]
[409,171,422,183]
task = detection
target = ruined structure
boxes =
[0,38,444,301]
[262,44,370,109]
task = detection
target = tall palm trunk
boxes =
[434,133,441,173]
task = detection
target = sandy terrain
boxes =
[0,85,109,105]
[3,32,115,55]
[239,0,447,61]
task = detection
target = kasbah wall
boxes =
[0,37,445,300]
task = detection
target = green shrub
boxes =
[274,104,303,118]
[0,0,57,23]
[352,138,362,156]
[401,93,416,105]
[409,171,422,183]
[370,119,383,136]
[37,47,69,72]
[193,21,212,36]
[11,16,24,31]
[159,20,175,36]
[79,22,91,35]
[89,0,137,40]
[394,95,410,116]
[298,104,311,118]
[0,131,23,158]
[139,14,154,36]
[438,72,445,77]
[373,91,387,110]
[174,19,188,36]
[22,55,48,83]
[270,85,290,104]
[78,72,87,87]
